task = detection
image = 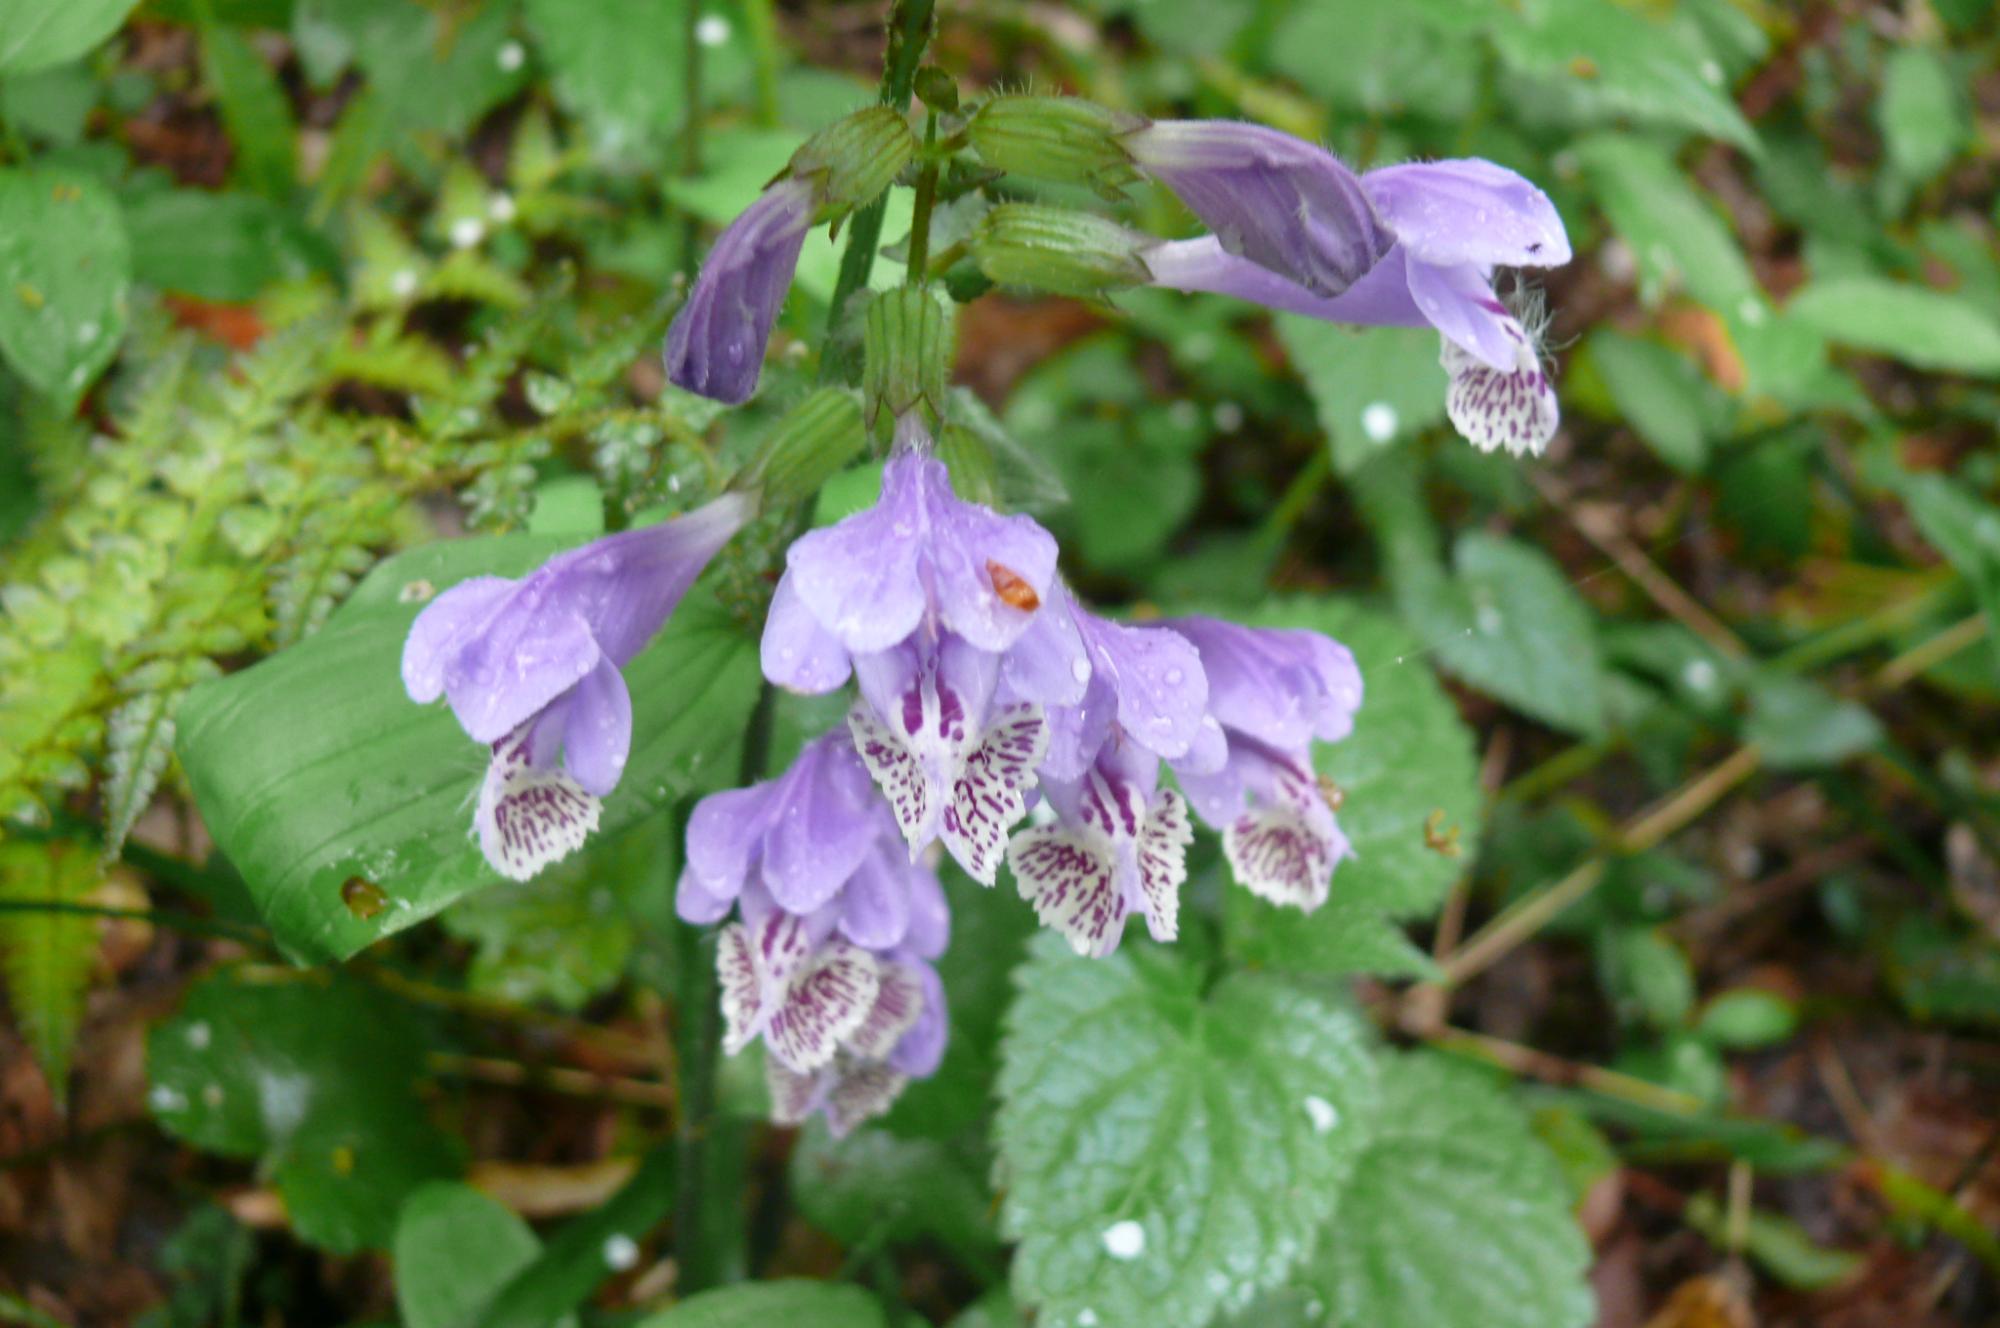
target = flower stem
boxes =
[819,0,938,381]
[904,111,941,283]
[677,0,705,279]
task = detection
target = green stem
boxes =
[904,111,941,283]
[741,0,782,127]
[0,898,265,946]
[677,0,705,279]
[818,0,939,381]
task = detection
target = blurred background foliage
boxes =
[0,0,1997,1325]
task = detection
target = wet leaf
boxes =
[996,938,1379,1328]
[630,1281,885,1328]
[175,535,759,964]
[0,166,130,406]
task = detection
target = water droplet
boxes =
[496,40,526,71]
[1475,604,1503,634]
[1304,1095,1339,1134]
[390,268,420,298]
[148,1084,186,1113]
[488,193,518,224]
[202,1083,225,1108]
[603,1233,640,1270]
[1101,1220,1145,1260]
[1164,668,1183,687]
[1077,1312,1099,1327]
[695,14,731,44]
[1070,657,1091,685]
[185,1020,211,1050]
[1212,402,1244,432]
[450,217,485,249]
[1682,658,1718,692]
[1360,400,1398,443]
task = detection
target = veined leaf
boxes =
[996,938,1380,1328]
[1247,1053,1595,1328]
[395,1183,575,1328]
[0,0,141,74]
[175,534,760,964]
[0,840,102,1104]
[0,166,130,406]
[1787,277,2000,377]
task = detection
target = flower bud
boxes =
[967,95,1143,198]
[914,66,959,113]
[735,387,868,510]
[791,105,919,223]
[862,285,956,429]
[971,204,1151,298]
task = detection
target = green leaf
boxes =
[1269,0,1478,120]
[1219,600,1481,975]
[1487,0,1757,151]
[1585,331,1712,474]
[201,21,299,199]
[630,1282,886,1328]
[0,840,102,1103]
[1574,136,1757,314]
[175,535,760,964]
[1786,277,2000,377]
[1743,674,1882,769]
[1272,1054,1594,1328]
[475,1144,676,1328]
[125,187,315,303]
[1898,473,2000,677]
[1598,925,1695,1029]
[1695,989,1798,1048]
[1683,1193,1863,1290]
[1404,531,1607,739]
[996,939,1380,1328]
[0,167,130,406]
[147,969,458,1252]
[395,1183,569,1328]
[1878,46,1967,192]
[1276,319,1445,474]
[0,0,141,74]
[791,1125,999,1264]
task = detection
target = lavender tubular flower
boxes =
[1007,591,1209,955]
[1162,617,1363,912]
[664,177,814,404]
[679,732,950,1136]
[1133,121,1571,456]
[760,415,1086,884]
[402,493,752,880]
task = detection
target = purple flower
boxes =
[664,177,815,404]
[402,493,752,880]
[760,416,1086,884]
[1161,617,1363,912]
[1006,589,1209,955]
[1133,125,1571,456]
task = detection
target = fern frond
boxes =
[0,840,103,1107]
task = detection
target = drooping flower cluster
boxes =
[1127,121,1571,455]
[678,733,947,1135]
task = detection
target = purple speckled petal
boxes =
[1403,258,1517,371]
[786,450,931,655]
[1444,326,1561,457]
[1361,158,1571,270]
[1125,120,1392,298]
[561,657,632,796]
[761,571,853,693]
[402,576,513,703]
[476,722,601,880]
[1143,236,1427,328]
[665,177,815,404]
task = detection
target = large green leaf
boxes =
[1253,1054,1594,1328]
[0,167,130,405]
[395,1183,573,1328]
[1786,277,2000,377]
[1574,136,1756,314]
[791,1125,999,1265]
[175,535,759,964]
[1878,46,1968,192]
[1220,600,1481,976]
[1402,531,1607,739]
[1487,0,1757,151]
[0,0,141,74]
[147,968,459,1253]
[1275,319,1445,474]
[631,1282,885,1328]
[996,939,1379,1328]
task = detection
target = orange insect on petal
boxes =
[988,561,1041,612]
